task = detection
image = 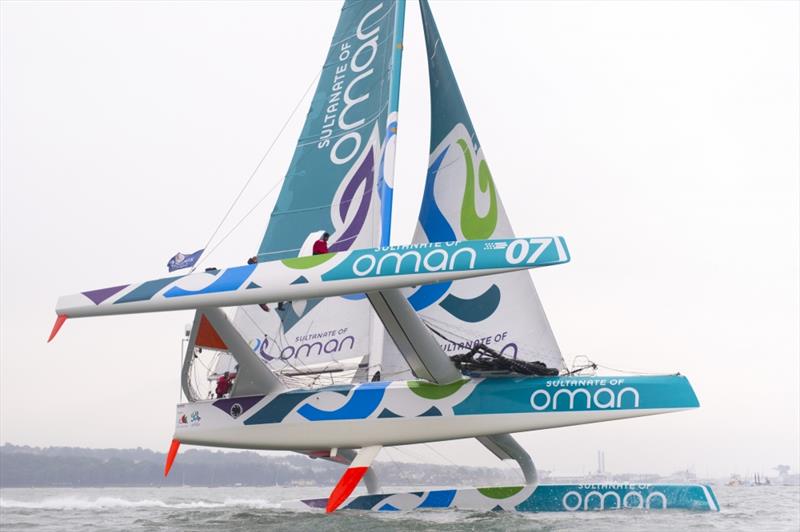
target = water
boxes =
[1,485,797,531]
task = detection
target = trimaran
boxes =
[50,0,719,513]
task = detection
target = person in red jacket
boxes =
[215,371,236,398]
[312,232,330,255]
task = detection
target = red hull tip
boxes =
[47,315,68,343]
[164,439,180,477]
[326,466,368,513]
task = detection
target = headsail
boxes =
[233,1,405,384]
[385,0,566,377]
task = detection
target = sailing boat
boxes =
[49,0,719,513]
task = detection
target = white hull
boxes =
[176,406,684,450]
[173,375,698,451]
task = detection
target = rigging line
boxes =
[422,318,474,348]
[423,314,551,361]
[238,305,289,355]
[381,447,402,470]
[420,315,474,339]
[198,167,285,265]
[423,443,458,467]
[237,303,289,353]
[192,350,214,373]
[192,69,322,271]
[387,445,427,463]
[238,306,268,337]
[595,363,667,376]
[190,352,201,398]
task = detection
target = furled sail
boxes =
[384,0,565,378]
[233,0,405,385]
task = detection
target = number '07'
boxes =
[505,238,552,265]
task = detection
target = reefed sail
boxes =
[233,1,405,384]
[384,0,565,379]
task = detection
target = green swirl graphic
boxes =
[281,253,336,270]
[457,138,498,240]
[407,378,468,399]
[477,486,525,499]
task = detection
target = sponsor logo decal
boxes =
[351,243,476,278]
[317,3,386,166]
[251,330,356,362]
[562,488,667,511]
[177,410,201,426]
[531,381,640,411]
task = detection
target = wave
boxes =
[0,496,281,510]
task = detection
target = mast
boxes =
[368,0,406,381]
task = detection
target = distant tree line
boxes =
[0,444,518,488]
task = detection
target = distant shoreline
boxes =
[2,444,795,488]
[0,444,517,489]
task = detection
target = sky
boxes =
[1,1,798,479]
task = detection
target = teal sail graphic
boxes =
[234,0,405,383]
[384,0,564,377]
[258,1,402,259]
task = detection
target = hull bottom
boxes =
[301,483,719,512]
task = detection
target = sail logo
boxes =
[351,246,477,278]
[562,489,667,511]
[253,335,356,362]
[457,138,498,240]
[530,386,640,411]
[318,3,386,166]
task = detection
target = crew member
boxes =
[247,256,271,312]
[312,232,330,255]
[215,371,236,398]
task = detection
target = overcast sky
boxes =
[2,1,798,479]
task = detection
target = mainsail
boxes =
[233,0,405,385]
[384,0,565,378]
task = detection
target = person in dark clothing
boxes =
[215,371,236,398]
[246,256,271,312]
[313,232,330,255]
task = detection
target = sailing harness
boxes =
[426,324,559,377]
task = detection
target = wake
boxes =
[0,496,281,510]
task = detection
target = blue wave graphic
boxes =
[297,381,391,421]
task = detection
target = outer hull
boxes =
[55,237,568,318]
[177,409,682,451]
[300,483,720,512]
[174,374,699,450]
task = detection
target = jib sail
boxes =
[383,0,565,379]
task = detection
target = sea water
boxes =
[1,485,798,531]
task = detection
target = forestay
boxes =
[383,0,565,379]
[232,0,405,385]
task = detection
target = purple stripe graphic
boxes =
[212,395,265,418]
[82,284,129,305]
[330,149,374,252]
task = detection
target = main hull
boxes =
[300,483,720,512]
[174,374,699,450]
